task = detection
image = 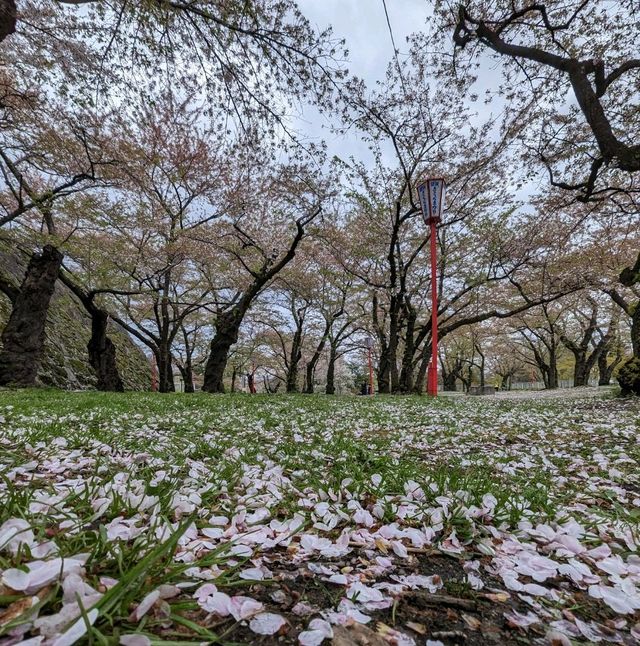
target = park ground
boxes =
[0,389,639,645]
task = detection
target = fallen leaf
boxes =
[462,613,481,630]
[406,621,427,635]
[333,623,388,646]
[0,596,36,626]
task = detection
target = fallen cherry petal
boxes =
[249,612,287,635]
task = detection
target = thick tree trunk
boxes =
[88,309,124,392]
[325,346,337,395]
[598,340,623,385]
[286,332,302,394]
[202,312,241,393]
[202,334,234,392]
[573,356,588,387]
[185,367,194,393]
[373,295,401,393]
[414,343,430,394]
[0,0,16,43]
[631,302,640,358]
[548,353,559,389]
[178,363,194,393]
[157,344,175,393]
[57,271,125,392]
[388,308,400,392]
[377,344,391,393]
[598,352,613,386]
[304,363,314,394]
[305,326,330,394]
[479,355,485,388]
[230,365,238,393]
[398,309,416,393]
[443,372,457,391]
[0,245,63,387]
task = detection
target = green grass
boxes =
[1,388,639,643]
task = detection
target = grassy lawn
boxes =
[1,389,639,645]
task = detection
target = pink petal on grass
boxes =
[194,583,217,601]
[249,612,287,635]
[229,596,264,621]
[239,567,265,581]
[14,638,43,646]
[52,608,98,646]
[134,590,160,620]
[120,636,151,646]
[2,568,30,591]
[299,619,333,646]
[391,541,408,558]
[292,602,317,616]
[588,584,640,614]
[504,610,539,628]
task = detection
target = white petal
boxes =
[120,636,151,646]
[249,612,287,635]
[52,608,98,646]
[135,590,160,620]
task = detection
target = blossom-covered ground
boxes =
[1,388,639,646]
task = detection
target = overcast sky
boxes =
[292,0,433,162]
[298,0,429,83]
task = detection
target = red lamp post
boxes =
[416,178,446,396]
[365,337,374,395]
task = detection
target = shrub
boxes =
[617,357,640,396]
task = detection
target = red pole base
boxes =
[427,361,437,396]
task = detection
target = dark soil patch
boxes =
[170,549,569,645]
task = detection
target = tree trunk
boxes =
[286,329,303,393]
[184,363,194,393]
[230,365,238,392]
[573,355,588,387]
[305,324,331,394]
[202,312,241,393]
[0,0,16,43]
[304,363,314,393]
[325,345,337,395]
[631,301,640,358]
[388,305,400,392]
[548,352,559,389]
[598,340,623,385]
[443,372,457,391]
[413,340,431,394]
[0,245,63,387]
[88,309,124,392]
[372,293,395,394]
[157,344,175,393]
[598,352,611,386]
[377,344,391,393]
[178,363,194,393]
[398,309,416,393]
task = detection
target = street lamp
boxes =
[365,337,374,396]
[416,178,446,396]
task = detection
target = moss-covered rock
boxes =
[617,357,640,396]
[0,246,150,391]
